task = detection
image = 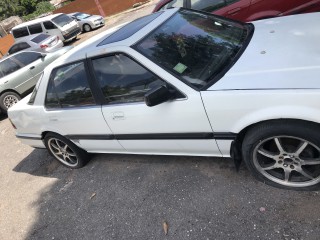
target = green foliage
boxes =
[0,0,26,20]
[23,1,55,21]
[0,0,54,21]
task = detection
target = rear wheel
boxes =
[0,91,21,114]
[83,24,92,32]
[242,120,320,191]
[44,133,90,168]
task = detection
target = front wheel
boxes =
[242,120,320,191]
[0,91,21,114]
[44,133,90,168]
[83,24,92,32]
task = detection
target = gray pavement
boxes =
[1,2,320,240]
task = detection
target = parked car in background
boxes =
[153,0,320,21]
[0,47,72,113]
[68,12,105,32]
[11,13,81,43]
[6,34,63,56]
[8,9,320,191]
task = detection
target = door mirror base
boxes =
[144,85,172,107]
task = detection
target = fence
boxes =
[0,34,14,56]
[53,0,143,17]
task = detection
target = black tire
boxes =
[83,23,92,32]
[0,91,21,114]
[44,132,90,168]
[242,120,320,191]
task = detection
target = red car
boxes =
[153,0,320,22]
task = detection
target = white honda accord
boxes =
[8,8,320,190]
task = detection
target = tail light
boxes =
[40,44,48,49]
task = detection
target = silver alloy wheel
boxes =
[48,138,78,167]
[3,94,19,109]
[83,24,91,32]
[253,136,320,187]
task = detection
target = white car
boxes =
[6,34,64,55]
[8,8,320,190]
[68,12,105,32]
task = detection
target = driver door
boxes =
[89,52,221,156]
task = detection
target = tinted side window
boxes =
[0,58,23,77]
[190,0,226,12]
[45,62,95,108]
[19,42,31,49]
[14,52,41,66]
[12,27,29,38]
[28,23,43,34]
[43,21,57,30]
[92,54,165,104]
[8,44,19,55]
[160,0,184,10]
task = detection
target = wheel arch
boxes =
[0,89,21,98]
[231,118,320,169]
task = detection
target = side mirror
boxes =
[40,53,47,58]
[144,85,172,107]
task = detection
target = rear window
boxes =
[28,23,43,34]
[31,34,50,43]
[12,27,29,38]
[98,12,162,46]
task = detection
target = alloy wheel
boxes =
[3,94,19,109]
[253,136,320,187]
[48,138,78,167]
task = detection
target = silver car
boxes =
[6,33,64,56]
[0,47,72,113]
[68,12,105,32]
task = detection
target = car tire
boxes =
[83,24,92,32]
[44,132,90,168]
[0,91,21,114]
[242,120,320,191]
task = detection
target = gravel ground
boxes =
[1,2,320,240]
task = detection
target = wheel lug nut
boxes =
[290,165,295,169]
[278,160,283,164]
[283,164,288,167]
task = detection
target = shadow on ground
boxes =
[13,150,320,240]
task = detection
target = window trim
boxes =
[86,51,186,106]
[44,59,99,110]
[132,8,254,91]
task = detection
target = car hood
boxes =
[208,13,320,91]
[85,15,103,21]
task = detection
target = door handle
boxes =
[228,7,241,15]
[30,66,35,70]
[112,112,125,120]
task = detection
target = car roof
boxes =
[11,13,64,29]
[49,8,178,65]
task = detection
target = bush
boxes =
[23,1,54,21]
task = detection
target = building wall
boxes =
[53,0,142,17]
[0,35,14,57]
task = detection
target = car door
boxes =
[13,52,45,93]
[89,50,220,156]
[43,61,125,153]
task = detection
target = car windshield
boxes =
[52,14,73,27]
[135,9,252,89]
[74,13,91,19]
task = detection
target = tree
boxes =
[0,0,25,20]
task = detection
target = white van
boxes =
[11,13,81,43]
